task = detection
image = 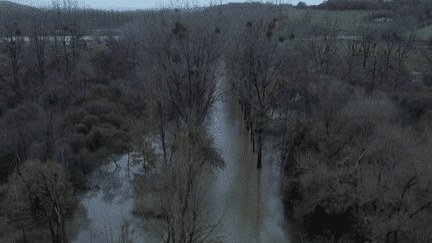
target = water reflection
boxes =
[204,90,290,243]
[70,154,159,242]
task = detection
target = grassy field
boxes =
[280,8,432,74]
[282,9,381,36]
[282,8,432,46]
[282,36,431,74]
[403,24,432,46]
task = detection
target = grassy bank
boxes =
[282,8,383,36]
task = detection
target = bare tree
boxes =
[340,33,362,82]
[375,22,416,91]
[43,0,87,104]
[224,16,291,169]
[132,124,226,243]
[148,6,227,130]
[28,17,53,81]
[127,116,160,178]
[2,158,77,243]
[142,67,182,165]
[281,84,432,242]
[420,35,432,84]
[304,14,342,75]
[0,17,26,100]
[49,1,85,73]
[357,23,381,71]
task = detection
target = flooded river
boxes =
[68,61,294,242]
[12,61,296,242]
[201,81,291,243]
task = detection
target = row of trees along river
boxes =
[2,0,432,242]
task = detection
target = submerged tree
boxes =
[127,116,160,178]
[132,123,226,243]
[1,158,77,243]
[224,16,290,169]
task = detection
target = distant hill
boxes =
[0,1,46,17]
[0,1,56,31]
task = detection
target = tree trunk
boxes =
[61,146,65,169]
[127,152,130,179]
[56,222,61,243]
[244,103,250,122]
[20,220,27,243]
[54,205,68,243]
[61,218,68,243]
[252,128,255,153]
[241,101,245,118]
[45,112,54,160]
[48,221,56,243]
[160,117,168,164]
[257,132,263,169]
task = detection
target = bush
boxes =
[85,83,112,102]
[79,114,101,131]
[75,123,89,135]
[85,100,116,116]
[85,127,104,152]
[397,90,432,126]
[296,1,307,9]
[59,108,88,134]
[40,84,74,113]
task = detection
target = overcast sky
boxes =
[8,0,325,11]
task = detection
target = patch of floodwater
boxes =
[202,72,290,243]
[70,151,163,243]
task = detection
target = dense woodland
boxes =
[1,0,432,242]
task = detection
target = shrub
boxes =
[40,84,74,113]
[79,114,101,131]
[397,90,432,125]
[75,123,89,135]
[59,108,88,133]
[296,1,307,9]
[85,83,112,102]
[85,127,104,152]
[85,100,116,116]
